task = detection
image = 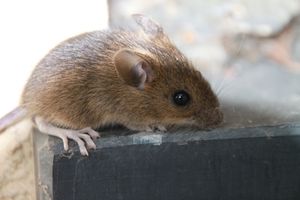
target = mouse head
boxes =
[113,15,223,129]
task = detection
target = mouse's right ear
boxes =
[113,49,154,90]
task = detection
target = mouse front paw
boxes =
[125,124,153,132]
[150,124,167,132]
[54,127,100,156]
[125,123,167,133]
[65,127,100,156]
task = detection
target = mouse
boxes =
[0,14,223,156]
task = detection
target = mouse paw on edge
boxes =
[150,125,167,132]
[34,117,100,156]
[65,128,100,156]
[53,128,99,156]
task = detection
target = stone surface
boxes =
[109,0,300,67]
[0,120,35,200]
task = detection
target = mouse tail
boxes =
[0,106,28,133]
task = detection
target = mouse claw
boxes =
[79,127,100,140]
[149,125,167,132]
[65,131,93,156]
[61,135,69,151]
[143,125,166,132]
[156,125,167,132]
[144,126,153,132]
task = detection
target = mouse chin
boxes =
[192,107,224,129]
[185,114,224,129]
[189,120,223,130]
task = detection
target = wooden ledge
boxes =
[34,123,300,200]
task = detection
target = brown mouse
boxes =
[0,14,223,155]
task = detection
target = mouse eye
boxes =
[173,90,190,106]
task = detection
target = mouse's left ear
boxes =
[113,49,154,90]
[132,14,164,38]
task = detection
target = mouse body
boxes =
[4,15,223,155]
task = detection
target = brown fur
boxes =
[21,15,223,131]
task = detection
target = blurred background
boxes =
[109,0,300,127]
[0,0,299,199]
[0,0,108,117]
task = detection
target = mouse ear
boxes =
[132,14,164,38]
[113,49,154,90]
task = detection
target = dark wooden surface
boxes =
[52,124,300,200]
